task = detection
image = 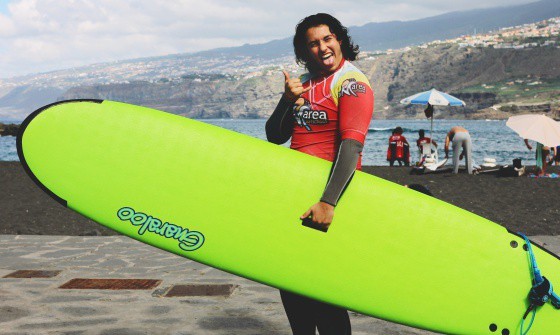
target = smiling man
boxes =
[265,13,374,335]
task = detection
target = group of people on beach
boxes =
[524,140,560,176]
[386,125,474,174]
[386,125,560,176]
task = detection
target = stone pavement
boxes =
[1,235,560,335]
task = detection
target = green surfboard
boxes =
[17,100,560,334]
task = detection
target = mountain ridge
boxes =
[194,0,560,57]
[1,0,560,121]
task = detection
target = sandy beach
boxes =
[1,161,559,236]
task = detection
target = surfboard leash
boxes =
[518,234,560,335]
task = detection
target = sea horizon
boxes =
[2,118,546,167]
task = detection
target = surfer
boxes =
[266,13,373,335]
[444,126,473,174]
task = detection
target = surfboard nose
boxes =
[16,99,104,207]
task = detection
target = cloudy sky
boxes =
[0,0,539,78]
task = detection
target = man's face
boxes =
[305,24,343,74]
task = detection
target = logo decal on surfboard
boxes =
[117,207,205,252]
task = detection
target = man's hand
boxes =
[300,202,335,229]
[283,70,311,103]
[524,139,532,150]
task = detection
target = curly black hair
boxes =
[293,13,359,74]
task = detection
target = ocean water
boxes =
[204,119,538,167]
[0,118,541,166]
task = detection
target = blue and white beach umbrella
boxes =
[399,88,466,107]
[400,89,466,150]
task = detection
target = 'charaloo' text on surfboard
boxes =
[117,207,205,252]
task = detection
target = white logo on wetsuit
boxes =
[339,78,366,98]
[293,100,328,131]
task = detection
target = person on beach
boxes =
[387,126,410,167]
[265,13,374,335]
[524,139,550,176]
[554,146,560,166]
[416,129,437,166]
[444,126,473,174]
[416,129,436,159]
[416,129,437,149]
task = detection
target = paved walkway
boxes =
[1,235,560,335]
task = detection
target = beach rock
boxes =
[0,123,19,137]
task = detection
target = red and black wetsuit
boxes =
[267,59,374,205]
[266,58,374,335]
[290,59,374,169]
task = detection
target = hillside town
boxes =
[2,17,560,92]
[0,54,293,90]
[430,17,559,49]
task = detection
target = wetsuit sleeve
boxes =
[320,139,363,206]
[265,96,294,144]
[320,72,374,206]
[337,79,374,144]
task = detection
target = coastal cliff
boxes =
[58,45,560,120]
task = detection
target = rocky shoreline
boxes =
[0,123,19,136]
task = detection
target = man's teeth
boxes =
[322,54,332,60]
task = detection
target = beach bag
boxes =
[499,158,524,177]
[499,165,517,177]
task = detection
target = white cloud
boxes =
[0,0,540,78]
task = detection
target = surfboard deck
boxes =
[17,100,560,335]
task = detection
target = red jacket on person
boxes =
[387,134,410,161]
